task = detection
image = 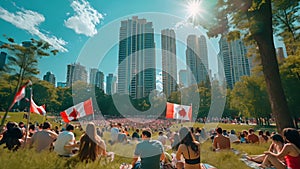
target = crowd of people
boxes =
[0,118,300,169]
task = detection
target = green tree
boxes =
[272,0,300,56]
[199,0,295,131]
[280,55,300,128]
[0,38,58,130]
[230,76,271,125]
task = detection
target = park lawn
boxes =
[0,112,273,169]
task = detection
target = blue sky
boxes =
[0,0,286,86]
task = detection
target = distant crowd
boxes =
[0,118,299,169]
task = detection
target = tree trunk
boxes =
[248,0,294,132]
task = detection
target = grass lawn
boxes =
[0,112,275,169]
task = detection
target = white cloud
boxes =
[0,7,68,52]
[65,0,104,37]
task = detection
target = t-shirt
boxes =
[54,131,75,156]
[158,135,168,145]
[31,130,56,152]
[110,127,119,142]
[134,140,164,169]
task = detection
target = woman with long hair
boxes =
[78,122,107,162]
[261,128,300,169]
[176,127,201,169]
[247,134,284,163]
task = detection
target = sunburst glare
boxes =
[185,0,203,22]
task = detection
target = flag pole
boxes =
[24,83,32,146]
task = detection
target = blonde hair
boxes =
[78,122,103,162]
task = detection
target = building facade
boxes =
[66,63,87,87]
[117,16,156,99]
[90,68,104,90]
[186,35,209,86]
[0,52,7,70]
[161,29,177,98]
[43,71,56,86]
[218,35,250,89]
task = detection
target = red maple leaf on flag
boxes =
[69,108,79,120]
[178,108,187,117]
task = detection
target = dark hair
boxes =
[271,134,284,144]
[66,124,74,131]
[265,131,271,137]
[142,130,151,138]
[249,128,254,133]
[42,122,51,129]
[283,128,300,149]
[179,127,199,155]
[216,127,222,134]
[159,131,163,135]
[258,130,263,135]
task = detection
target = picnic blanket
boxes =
[240,156,275,169]
[119,163,217,169]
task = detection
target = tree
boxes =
[198,0,295,132]
[280,55,300,128]
[272,0,300,56]
[0,37,58,131]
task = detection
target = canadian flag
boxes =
[166,102,192,121]
[60,99,94,123]
[30,98,46,116]
[8,81,31,111]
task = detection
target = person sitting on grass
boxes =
[132,128,165,169]
[54,124,79,157]
[78,122,107,162]
[246,134,284,164]
[260,128,300,169]
[0,121,23,151]
[29,121,58,152]
[176,127,201,169]
[212,127,231,151]
[247,128,259,144]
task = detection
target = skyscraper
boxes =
[106,73,116,95]
[161,29,177,98]
[43,71,56,86]
[218,35,250,89]
[89,68,104,90]
[66,63,87,87]
[117,16,156,99]
[186,35,209,86]
[0,52,7,70]
[179,69,188,87]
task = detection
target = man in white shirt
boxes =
[157,131,168,146]
[54,124,78,157]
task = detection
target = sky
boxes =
[0,0,286,89]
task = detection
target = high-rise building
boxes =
[186,35,209,86]
[106,73,115,95]
[117,16,156,99]
[277,47,285,63]
[161,29,177,98]
[218,35,250,89]
[179,69,188,87]
[0,52,7,70]
[66,63,87,87]
[43,71,56,86]
[90,68,104,90]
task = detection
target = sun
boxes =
[185,0,202,20]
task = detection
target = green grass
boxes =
[0,112,273,169]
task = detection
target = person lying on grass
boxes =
[246,134,284,164]
[260,128,300,169]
